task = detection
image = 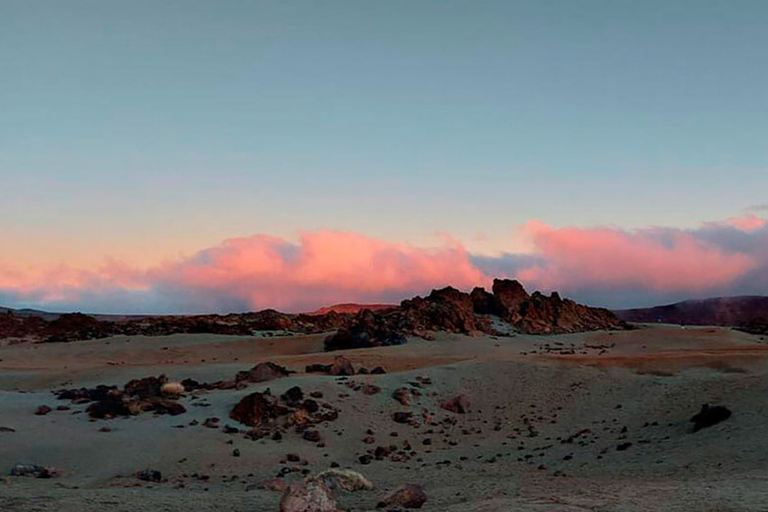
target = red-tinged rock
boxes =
[279,480,337,512]
[230,390,289,427]
[440,395,470,414]
[34,405,52,416]
[470,287,497,315]
[392,411,413,424]
[330,355,355,376]
[237,362,291,383]
[380,484,427,509]
[392,388,412,406]
[124,376,167,399]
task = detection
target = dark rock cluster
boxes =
[325,279,623,350]
[55,375,186,419]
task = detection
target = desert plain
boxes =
[2,321,768,511]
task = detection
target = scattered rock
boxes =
[230,391,288,427]
[691,404,732,432]
[440,395,470,414]
[392,412,413,424]
[392,388,412,406]
[236,362,291,384]
[330,356,355,376]
[279,480,337,512]
[136,469,162,482]
[10,464,57,478]
[34,405,52,416]
[379,484,427,509]
[281,386,305,405]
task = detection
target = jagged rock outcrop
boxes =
[470,287,496,315]
[399,287,490,335]
[230,388,339,439]
[491,278,530,320]
[3,277,622,346]
[324,309,407,351]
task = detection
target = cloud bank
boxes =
[2,214,767,313]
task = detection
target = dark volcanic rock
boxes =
[470,287,497,315]
[230,390,289,428]
[392,412,413,424]
[305,364,332,374]
[281,386,304,406]
[86,393,131,419]
[124,376,166,399]
[439,395,470,414]
[43,313,112,343]
[324,309,407,351]
[492,279,530,320]
[34,405,52,416]
[392,388,413,406]
[236,362,291,384]
[10,464,57,479]
[380,483,428,509]
[691,404,732,432]
[136,469,162,482]
[399,286,489,335]
[330,355,355,376]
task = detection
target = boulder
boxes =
[34,405,52,416]
[306,364,332,374]
[380,484,427,509]
[392,388,413,406]
[691,404,732,432]
[470,287,497,315]
[439,395,470,414]
[124,376,167,399]
[324,309,407,351]
[87,394,132,419]
[330,356,355,376]
[230,390,289,427]
[491,279,529,320]
[237,362,291,383]
[279,480,338,512]
[136,469,162,482]
[10,464,57,478]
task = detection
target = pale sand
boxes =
[1,325,768,511]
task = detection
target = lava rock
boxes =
[691,404,732,432]
[379,483,427,509]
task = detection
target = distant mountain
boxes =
[0,306,153,322]
[0,306,62,321]
[613,296,768,326]
[309,303,397,315]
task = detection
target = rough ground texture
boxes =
[3,324,768,510]
[325,280,623,350]
[614,295,768,327]
[1,280,622,348]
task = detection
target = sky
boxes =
[1,1,767,314]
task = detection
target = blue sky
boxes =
[1,1,767,312]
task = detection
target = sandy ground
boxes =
[2,324,768,511]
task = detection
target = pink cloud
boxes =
[146,230,487,311]
[515,220,757,293]
[1,218,766,314]
[726,214,767,232]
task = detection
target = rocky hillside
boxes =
[325,279,623,350]
[614,296,768,327]
[2,279,623,345]
[309,303,397,315]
